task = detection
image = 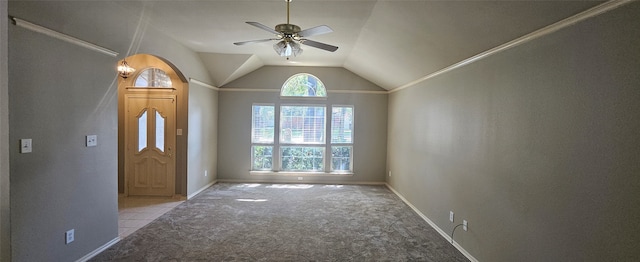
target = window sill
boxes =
[250,171,354,177]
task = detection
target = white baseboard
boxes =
[75,237,120,262]
[187,180,218,199]
[385,183,479,262]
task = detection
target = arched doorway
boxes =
[117,54,188,197]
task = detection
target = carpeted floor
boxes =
[91,183,469,261]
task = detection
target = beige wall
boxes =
[218,66,388,184]
[387,2,640,261]
[187,85,219,195]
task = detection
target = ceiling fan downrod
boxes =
[286,0,292,24]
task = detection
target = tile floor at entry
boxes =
[118,195,185,239]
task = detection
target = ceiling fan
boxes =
[233,0,339,57]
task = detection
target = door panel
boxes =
[125,95,176,196]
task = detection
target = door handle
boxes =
[168,147,172,157]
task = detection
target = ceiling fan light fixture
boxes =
[273,40,303,57]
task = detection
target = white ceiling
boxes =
[114,0,604,89]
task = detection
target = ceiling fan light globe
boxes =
[290,41,303,57]
[293,47,303,57]
[284,44,293,56]
[273,41,288,56]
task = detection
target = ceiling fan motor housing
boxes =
[275,24,301,36]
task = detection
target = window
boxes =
[138,110,147,152]
[331,107,353,143]
[253,146,273,170]
[155,111,165,152]
[281,146,324,171]
[280,105,326,171]
[250,74,354,174]
[134,68,172,88]
[331,146,351,171]
[251,105,275,171]
[280,106,325,144]
[330,106,353,172]
[281,73,326,97]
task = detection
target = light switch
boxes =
[20,139,32,153]
[177,129,183,136]
[86,135,97,147]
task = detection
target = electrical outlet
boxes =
[389,171,392,177]
[65,229,75,244]
[86,135,97,147]
[204,170,208,177]
[449,211,454,222]
[463,220,468,231]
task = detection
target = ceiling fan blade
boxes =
[233,39,277,46]
[298,25,333,38]
[246,22,280,35]
[300,39,339,52]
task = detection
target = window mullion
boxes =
[274,103,280,171]
[325,105,331,172]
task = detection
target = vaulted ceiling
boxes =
[114,0,604,90]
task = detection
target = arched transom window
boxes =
[134,68,172,88]
[281,73,326,97]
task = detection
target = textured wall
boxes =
[8,1,216,261]
[218,66,388,183]
[9,19,120,262]
[387,3,640,261]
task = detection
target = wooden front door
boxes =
[125,95,176,196]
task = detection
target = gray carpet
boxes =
[91,183,469,261]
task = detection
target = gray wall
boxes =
[9,16,119,262]
[218,66,387,183]
[1,0,10,260]
[188,85,219,195]
[8,1,216,261]
[387,3,640,261]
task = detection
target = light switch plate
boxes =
[65,229,74,244]
[20,139,32,153]
[86,135,97,147]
